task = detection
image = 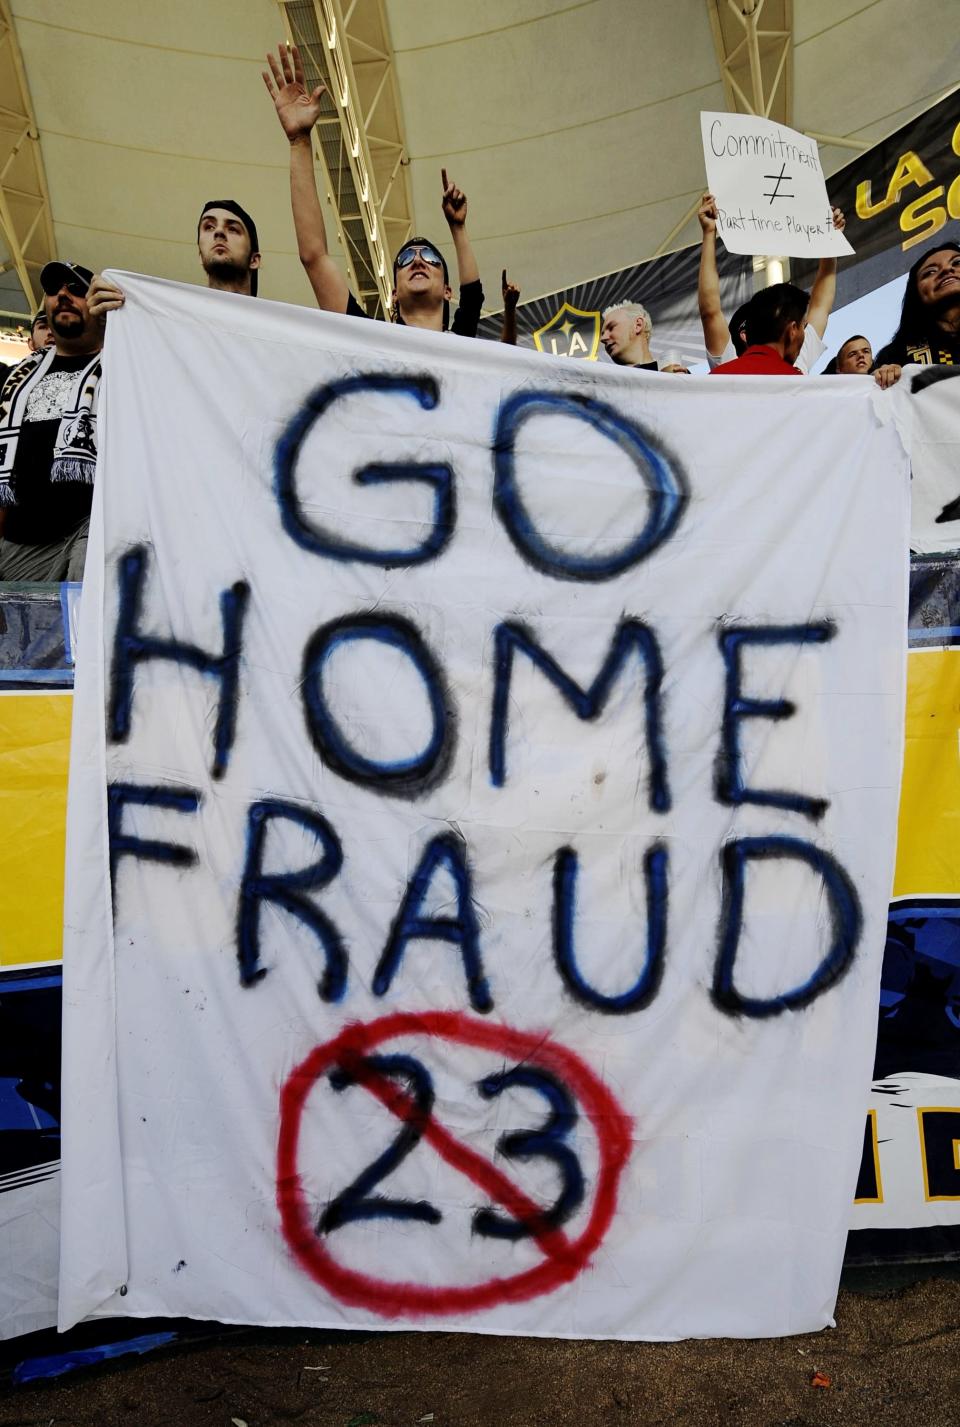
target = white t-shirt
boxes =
[707,325,826,373]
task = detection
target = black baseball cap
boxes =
[30,305,47,331]
[39,261,94,296]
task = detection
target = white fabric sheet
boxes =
[60,273,909,1340]
[897,368,960,554]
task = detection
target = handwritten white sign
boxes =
[701,112,855,260]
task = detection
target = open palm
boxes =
[263,44,326,140]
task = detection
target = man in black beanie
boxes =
[88,199,262,317]
[196,200,261,296]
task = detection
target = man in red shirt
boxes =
[711,283,809,375]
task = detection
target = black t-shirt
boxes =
[873,330,960,369]
[345,278,484,337]
[5,354,95,545]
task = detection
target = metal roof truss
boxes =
[0,0,54,319]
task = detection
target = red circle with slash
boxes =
[277,1010,633,1317]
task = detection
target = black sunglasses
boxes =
[394,244,444,270]
[42,277,89,298]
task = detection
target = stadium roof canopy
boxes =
[1,0,957,319]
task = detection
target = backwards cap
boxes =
[198,200,260,296]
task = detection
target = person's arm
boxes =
[500,269,520,345]
[805,208,846,338]
[263,44,350,314]
[441,169,479,288]
[697,193,730,359]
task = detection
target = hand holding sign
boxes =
[697,192,719,235]
[701,113,854,259]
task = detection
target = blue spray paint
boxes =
[472,1065,584,1239]
[107,782,201,910]
[275,373,454,567]
[490,619,669,811]
[715,622,835,820]
[301,612,456,799]
[319,1052,442,1231]
[493,389,687,581]
[712,834,862,1017]
[552,843,668,1013]
[237,799,346,1001]
[373,832,493,1013]
[109,545,249,780]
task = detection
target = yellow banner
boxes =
[0,692,72,967]
[893,649,960,899]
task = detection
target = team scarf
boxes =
[0,346,101,505]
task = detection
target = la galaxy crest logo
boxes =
[533,302,601,360]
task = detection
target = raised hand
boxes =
[441,168,468,227]
[502,269,520,310]
[698,193,718,234]
[831,206,845,232]
[262,43,327,142]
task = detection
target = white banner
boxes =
[61,274,909,1341]
[701,112,854,259]
[902,368,960,554]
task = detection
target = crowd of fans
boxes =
[0,40,958,583]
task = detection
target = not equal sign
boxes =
[763,164,794,203]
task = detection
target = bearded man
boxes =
[0,261,105,580]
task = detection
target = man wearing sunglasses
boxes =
[263,43,483,335]
[0,261,103,581]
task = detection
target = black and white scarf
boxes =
[0,347,101,506]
